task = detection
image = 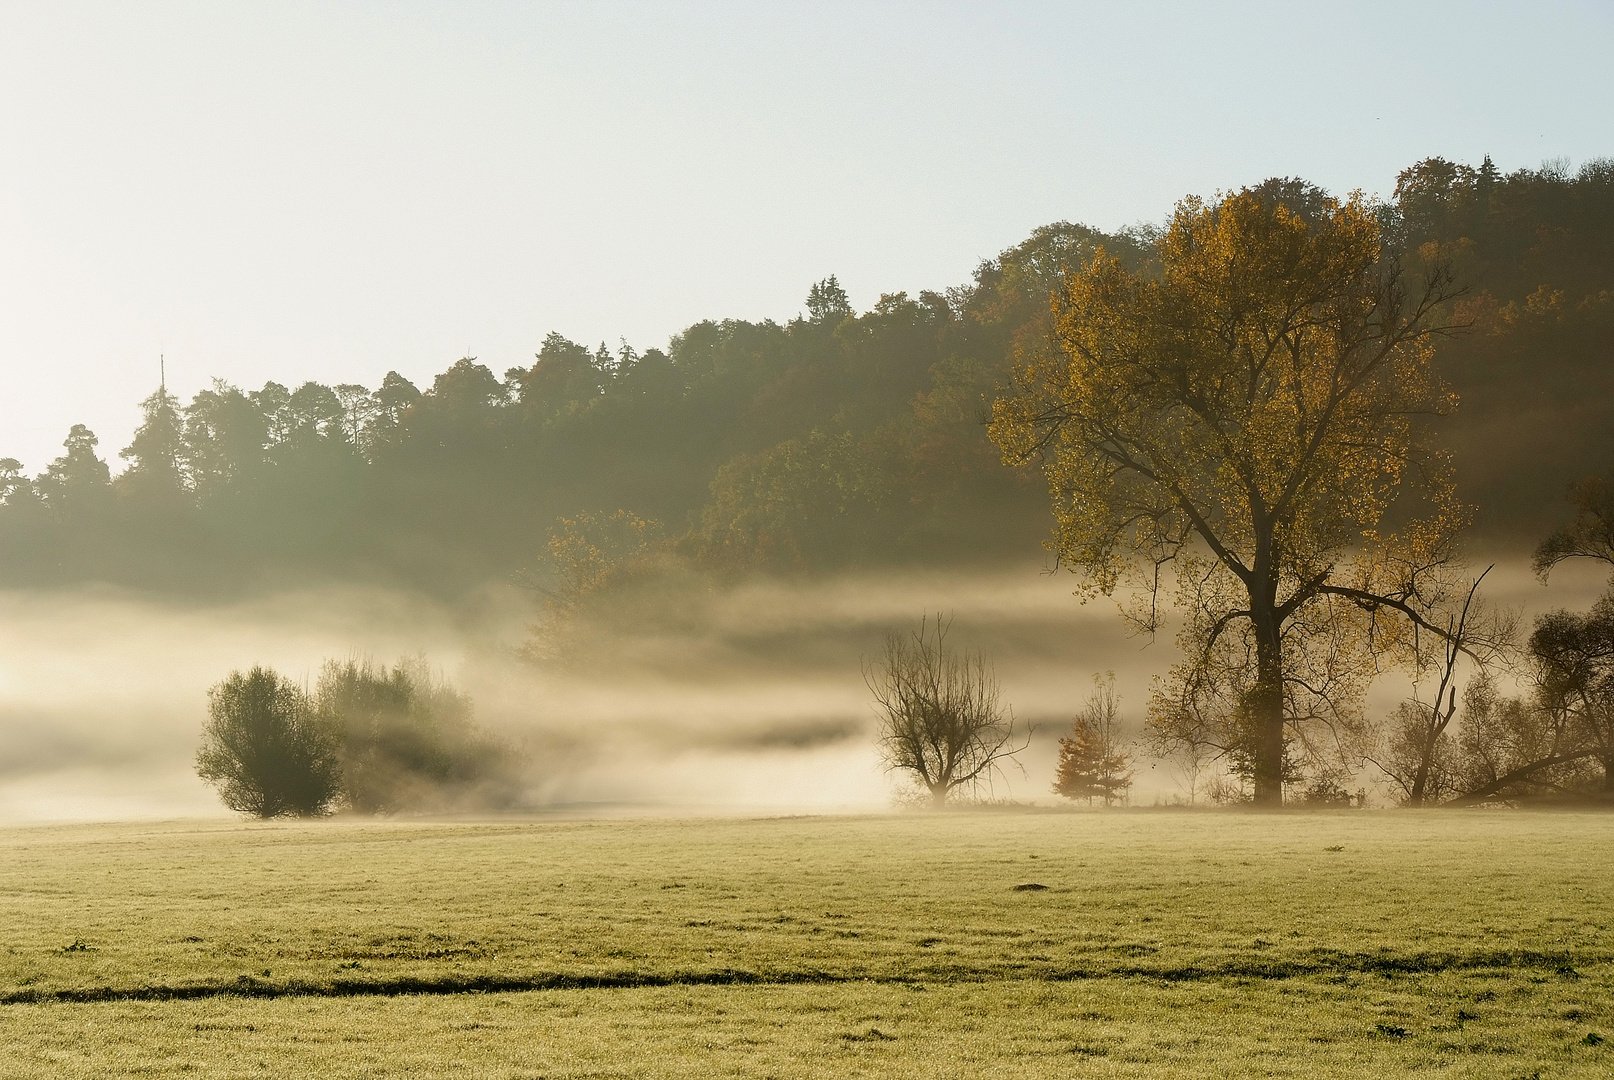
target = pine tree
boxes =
[38,424,112,510]
[1052,673,1133,806]
[119,385,187,499]
[805,275,853,324]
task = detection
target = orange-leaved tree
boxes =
[991,183,1469,805]
[1052,673,1132,806]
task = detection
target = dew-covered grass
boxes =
[0,810,1609,1077]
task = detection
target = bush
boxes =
[195,667,342,818]
[316,655,513,813]
[867,616,1023,808]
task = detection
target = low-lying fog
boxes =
[0,557,1605,822]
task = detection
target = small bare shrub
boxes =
[867,615,1024,808]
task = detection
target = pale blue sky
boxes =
[0,1,1609,471]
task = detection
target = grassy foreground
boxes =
[0,811,1609,1077]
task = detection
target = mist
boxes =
[0,551,1602,823]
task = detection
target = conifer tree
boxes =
[38,424,112,510]
[1053,673,1133,805]
[120,385,187,499]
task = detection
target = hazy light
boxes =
[0,2,1609,470]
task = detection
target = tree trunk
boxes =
[930,784,948,809]
[1251,625,1286,806]
[1409,733,1433,807]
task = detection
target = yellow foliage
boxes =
[990,187,1468,801]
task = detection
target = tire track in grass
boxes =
[3,949,1604,1005]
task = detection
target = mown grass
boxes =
[0,810,1609,1077]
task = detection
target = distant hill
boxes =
[0,156,1608,597]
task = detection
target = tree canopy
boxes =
[990,184,1468,804]
[0,156,1607,604]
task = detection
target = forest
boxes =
[3,155,1610,602]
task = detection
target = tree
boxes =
[119,385,187,500]
[0,459,35,507]
[333,384,379,454]
[509,333,606,420]
[1052,673,1132,805]
[990,184,1466,804]
[316,656,511,813]
[37,424,112,510]
[1534,473,1614,577]
[369,371,423,446]
[698,429,893,566]
[517,509,666,660]
[1370,570,1514,806]
[183,379,269,501]
[1529,595,1614,793]
[867,615,1024,808]
[805,275,854,324]
[1523,471,1614,795]
[1449,676,1592,805]
[280,381,348,453]
[195,667,342,818]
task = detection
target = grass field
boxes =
[0,810,1609,1078]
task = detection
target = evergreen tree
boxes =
[119,385,187,500]
[37,425,112,509]
[805,275,853,324]
[1476,153,1498,216]
[1053,674,1133,806]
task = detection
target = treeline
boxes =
[1,155,1610,598]
[0,260,1088,595]
[1394,155,1614,537]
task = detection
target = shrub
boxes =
[867,615,1023,808]
[316,655,513,813]
[195,666,342,818]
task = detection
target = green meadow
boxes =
[1,811,1609,1078]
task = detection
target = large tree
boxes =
[991,184,1467,804]
[119,385,187,500]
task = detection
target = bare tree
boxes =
[1369,569,1516,805]
[867,616,1025,808]
[1168,738,1214,805]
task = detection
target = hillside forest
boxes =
[1,155,1610,603]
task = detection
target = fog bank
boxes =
[0,555,1604,821]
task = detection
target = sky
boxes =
[0,1,1610,472]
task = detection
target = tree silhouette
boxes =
[119,386,187,500]
[38,425,111,510]
[805,275,853,324]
